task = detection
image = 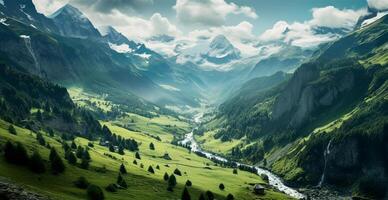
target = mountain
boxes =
[176,35,241,68]
[100,25,137,49]
[49,4,101,39]
[248,45,313,79]
[0,0,58,33]
[204,14,388,199]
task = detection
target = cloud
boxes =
[367,0,388,11]
[174,0,257,26]
[309,6,367,29]
[71,0,154,14]
[258,6,366,48]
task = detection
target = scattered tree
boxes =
[118,146,125,155]
[226,193,234,200]
[105,184,117,193]
[233,169,238,174]
[148,166,155,174]
[88,142,94,148]
[133,160,138,165]
[119,164,127,174]
[8,125,16,135]
[74,177,90,189]
[76,146,84,158]
[28,151,46,173]
[109,144,115,152]
[87,184,104,200]
[199,193,206,200]
[117,173,128,189]
[80,157,90,169]
[36,132,46,146]
[71,141,77,149]
[185,180,192,187]
[156,165,160,170]
[219,183,225,190]
[49,148,65,174]
[168,174,177,188]
[181,187,191,200]
[206,191,214,200]
[135,152,141,160]
[149,142,155,150]
[163,172,169,181]
[174,168,182,176]
[67,151,77,165]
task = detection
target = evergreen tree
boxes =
[163,172,169,181]
[168,174,177,188]
[226,194,234,200]
[49,148,65,174]
[135,152,141,159]
[8,125,17,135]
[149,142,155,150]
[185,180,192,187]
[117,173,128,189]
[67,151,77,165]
[219,183,225,190]
[109,144,115,152]
[206,191,214,200]
[199,193,206,200]
[119,164,127,174]
[74,176,90,189]
[71,141,77,149]
[36,110,43,122]
[118,145,125,155]
[4,141,16,163]
[181,187,191,200]
[36,132,46,146]
[76,146,84,158]
[233,169,238,174]
[156,165,160,170]
[83,149,91,161]
[87,184,104,200]
[29,151,46,173]
[133,160,138,165]
[174,168,182,176]
[148,166,155,174]
[80,157,90,169]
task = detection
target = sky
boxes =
[32,0,388,57]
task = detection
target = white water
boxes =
[180,114,305,199]
[317,139,333,188]
[20,35,41,75]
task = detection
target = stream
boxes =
[180,113,306,199]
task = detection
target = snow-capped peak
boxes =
[50,4,86,21]
[207,35,241,59]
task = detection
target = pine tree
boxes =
[226,193,234,200]
[135,152,141,159]
[67,151,77,165]
[118,145,125,155]
[149,142,155,150]
[174,168,182,176]
[185,180,192,187]
[80,157,90,169]
[181,187,191,200]
[36,132,46,146]
[133,160,138,165]
[87,184,104,200]
[120,164,127,174]
[49,148,65,174]
[206,191,214,200]
[109,144,115,152]
[148,166,155,174]
[117,173,128,189]
[219,183,225,190]
[199,193,206,200]
[29,151,46,173]
[83,149,91,161]
[74,176,90,189]
[36,110,43,122]
[168,174,177,188]
[71,141,77,149]
[163,172,169,181]
[8,125,17,135]
[76,146,84,158]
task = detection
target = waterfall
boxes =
[317,139,333,188]
[20,35,41,76]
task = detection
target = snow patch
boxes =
[0,0,4,6]
[362,11,388,28]
[0,18,9,26]
[20,35,30,39]
[108,43,133,54]
[20,4,34,21]
[134,53,151,59]
[159,84,180,92]
[30,24,37,29]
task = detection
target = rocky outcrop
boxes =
[0,179,50,200]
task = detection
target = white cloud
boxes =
[174,0,257,26]
[309,6,367,29]
[258,6,366,48]
[368,0,388,11]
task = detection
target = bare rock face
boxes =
[0,179,49,200]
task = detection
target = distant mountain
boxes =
[100,26,137,48]
[49,4,101,39]
[176,35,241,68]
[0,0,58,33]
[207,14,388,198]
[248,45,313,78]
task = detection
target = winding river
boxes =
[180,113,305,199]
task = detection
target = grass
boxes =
[195,130,242,154]
[0,119,293,200]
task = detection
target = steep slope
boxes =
[49,4,101,39]
[205,14,388,198]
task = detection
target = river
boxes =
[180,113,306,199]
